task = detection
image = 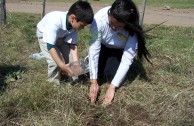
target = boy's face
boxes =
[69,14,88,30]
[72,21,88,30]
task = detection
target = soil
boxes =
[6,1,194,27]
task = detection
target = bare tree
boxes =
[0,0,6,25]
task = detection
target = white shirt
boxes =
[89,6,138,87]
[37,11,77,45]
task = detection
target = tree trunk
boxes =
[0,0,6,25]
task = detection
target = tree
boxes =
[0,0,6,25]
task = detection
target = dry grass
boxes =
[0,12,193,126]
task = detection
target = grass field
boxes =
[8,0,194,9]
[0,12,194,126]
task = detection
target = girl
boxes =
[88,0,150,105]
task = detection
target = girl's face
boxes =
[108,15,125,31]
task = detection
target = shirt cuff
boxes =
[47,43,55,51]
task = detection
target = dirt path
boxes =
[6,2,194,27]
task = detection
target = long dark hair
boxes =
[109,0,151,62]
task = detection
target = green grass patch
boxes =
[0,12,193,126]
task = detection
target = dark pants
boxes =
[98,44,123,83]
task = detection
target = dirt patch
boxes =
[80,103,153,126]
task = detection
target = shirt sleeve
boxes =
[111,34,138,87]
[89,19,102,79]
[43,22,58,45]
[47,43,55,51]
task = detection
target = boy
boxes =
[36,1,94,84]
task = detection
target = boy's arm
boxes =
[69,44,78,62]
[49,47,74,76]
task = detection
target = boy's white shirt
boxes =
[89,6,138,87]
[37,11,77,45]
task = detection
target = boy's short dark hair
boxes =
[67,1,94,24]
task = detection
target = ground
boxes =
[6,1,194,27]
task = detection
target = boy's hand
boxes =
[61,64,74,77]
[72,64,83,76]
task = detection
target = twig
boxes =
[144,21,168,33]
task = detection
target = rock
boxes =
[163,5,171,10]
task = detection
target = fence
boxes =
[40,0,147,26]
[0,0,6,25]
[1,0,147,26]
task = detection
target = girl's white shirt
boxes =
[37,11,77,45]
[89,6,138,87]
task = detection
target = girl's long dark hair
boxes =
[109,0,151,62]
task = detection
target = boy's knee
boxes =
[48,61,58,69]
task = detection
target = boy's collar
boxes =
[66,15,72,30]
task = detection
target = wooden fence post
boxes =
[0,0,6,25]
[140,0,147,27]
[41,0,46,18]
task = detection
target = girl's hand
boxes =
[102,84,116,105]
[89,80,99,103]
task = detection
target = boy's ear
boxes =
[69,14,76,22]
